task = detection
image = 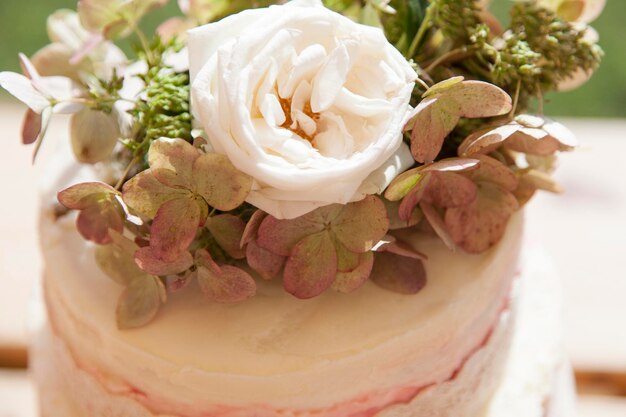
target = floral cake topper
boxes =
[0,0,604,328]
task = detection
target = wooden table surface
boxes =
[0,103,625,416]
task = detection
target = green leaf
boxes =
[371,251,426,294]
[332,251,374,293]
[122,170,190,219]
[283,231,338,299]
[148,138,199,188]
[116,275,164,329]
[206,214,246,259]
[192,153,252,211]
[332,196,389,253]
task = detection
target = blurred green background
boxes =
[0,0,624,117]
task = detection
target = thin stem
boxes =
[115,155,141,190]
[537,86,544,115]
[131,24,154,65]
[424,47,474,74]
[407,4,435,59]
[415,76,431,91]
[509,79,522,120]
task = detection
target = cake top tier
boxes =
[1,0,604,328]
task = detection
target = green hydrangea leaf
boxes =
[192,153,252,211]
[331,196,389,253]
[283,231,337,299]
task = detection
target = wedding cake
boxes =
[0,0,604,416]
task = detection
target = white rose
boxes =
[189,0,416,219]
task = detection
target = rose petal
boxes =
[135,246,194,276]
[122,170,190,219]
[149,197,201,261]
[206,214,246,259]
[116,275,164,329]
[332,251,374,293]
[149,138,199,188]
[246,240,285,280]
[332,195,389,253]
[371,252,427,295]
[283,231,338,299]
[192,152,252,211]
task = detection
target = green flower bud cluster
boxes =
[490,2,603,105]
[430,0,481,45]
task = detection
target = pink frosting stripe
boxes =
[46,278,514,417]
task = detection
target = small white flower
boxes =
[189,0,416,219]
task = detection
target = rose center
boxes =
[279,96,320,142]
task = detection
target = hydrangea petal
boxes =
[192,152,252,211]
[58,181,118,210]
[256,212,326,256]
[420,202,456,251]
[423,172,478,208]
[283,231,337,299]
[149,138,199,188]
[410,97,460,164]
[448,81,512,118]
[332,251,374,293]
[469,155,518,191]
[22,110,42,145]
[371,251,426,294]
[195,250,257,303]
[206,214,246,259]
[70,108,120,164]
[116,275,164,329]
[135,246,194,276]
[95,230,144,286]
[0,71,50,113]
[246,240,285,280]
[445,182,519,253]
[76,200,124,244]
[240,210,266,248]
[149,197,201,261]
[122,170,190,219]
[332,196,389,253]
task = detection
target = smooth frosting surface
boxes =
[37,146,523,413]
